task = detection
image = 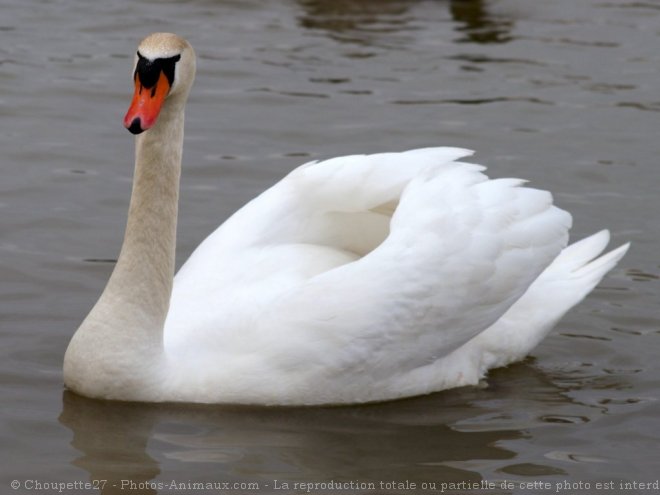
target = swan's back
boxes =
[163,148,577,404]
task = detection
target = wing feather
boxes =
[167,148,572,402]
[241,150,571,397]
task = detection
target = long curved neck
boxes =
[112,101,184,330]
[64,96,186,399]
[83,97,185,346]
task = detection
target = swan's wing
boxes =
[188,147,478,253]
[167,147,478,329]
[167,148,571,403]
[247,150,571,397]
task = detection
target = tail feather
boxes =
[548,230,629,296]
[572,239,630,282]
[466,230,629,372]
[554,229,611,271]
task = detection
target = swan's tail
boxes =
[535,229,629,303]
[472,229,630,371]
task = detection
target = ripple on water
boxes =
[545,451,611,464]
[498,462,565,476]
[617,101,660,112]
[625,268,659,282]
[539,415,590,425]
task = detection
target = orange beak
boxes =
[123,71,171,134]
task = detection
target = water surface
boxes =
[1,0,659,493]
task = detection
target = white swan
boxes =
[63,33,629,405]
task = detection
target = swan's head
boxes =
[123,33,196,135]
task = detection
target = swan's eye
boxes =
[134,51,181,89]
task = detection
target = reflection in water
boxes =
[296,0,514,46]
[296,0,417,50]
[59,391,517,493]
[58,364,587,494]
[297,0,413,30]
[59,393,161,495]
[450,0,514,44]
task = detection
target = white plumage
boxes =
[163,148,625,404]
[63,33,629,405]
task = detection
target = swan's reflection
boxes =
[59,393,161,494]
[58,362,585,494]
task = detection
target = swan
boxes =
[63,33,629,405]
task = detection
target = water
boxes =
[1,0,659,493]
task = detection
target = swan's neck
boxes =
[64,97,185,398]
[111,103,184,331]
